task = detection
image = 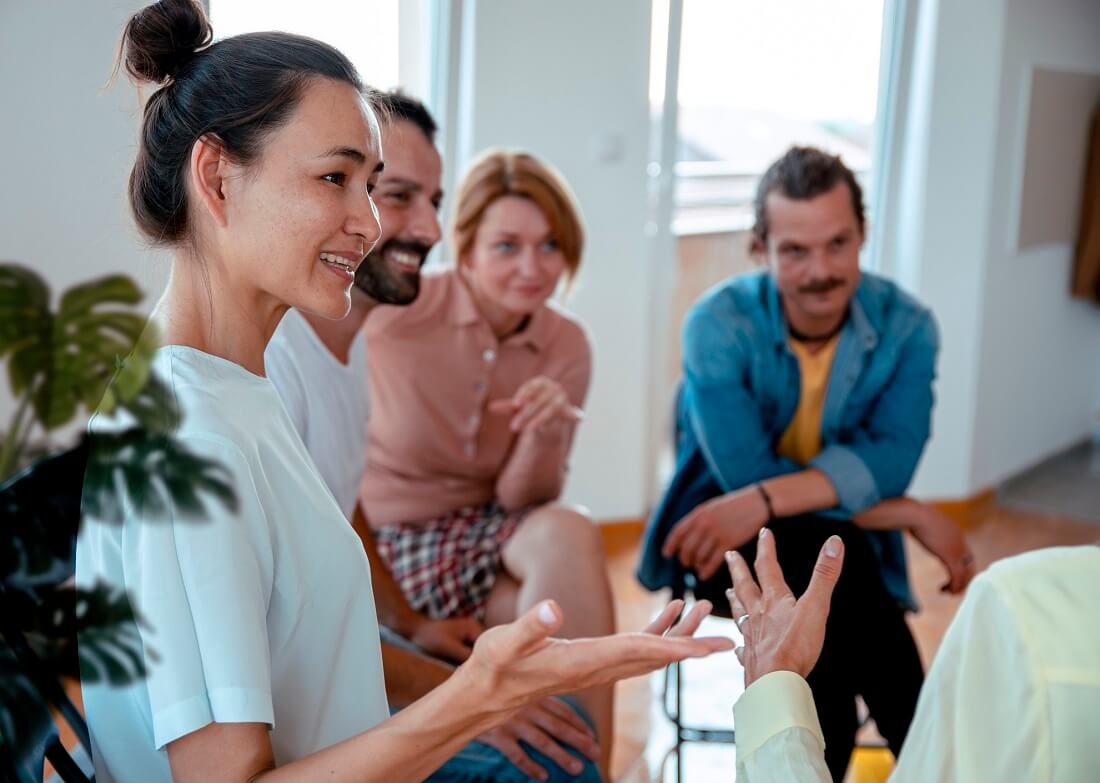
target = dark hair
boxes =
[751,146,865,243]
[121,0,366,245]
[374,90,437,144]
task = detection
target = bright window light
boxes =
[209,0,402,92]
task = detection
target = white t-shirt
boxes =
[265,308,370,519]
[76,346,388,782]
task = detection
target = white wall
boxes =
[970,0,1100,489]
[451,0,654,519]
[892,0,1100,498]
[0,0,169,441]
[9,0,1098,511]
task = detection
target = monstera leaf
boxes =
[0,644,55,783]
[0,264,145,430]
[0,263,148,479]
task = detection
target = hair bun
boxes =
[123,0,212,84]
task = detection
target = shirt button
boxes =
[468,414,480,429]
[474,381,486,393]
[464,442,475,457]
[483,349,496,362]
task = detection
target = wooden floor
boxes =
[44,505,1098,782]
[606,505,1100,782]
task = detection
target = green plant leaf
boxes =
[57,275,141,318]
[7,340,49,396]
[0,265,50,351]
[81,429,238,525]
[17,584,151,685]
[0,644,56,783]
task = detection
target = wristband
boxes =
[755,482,776,522]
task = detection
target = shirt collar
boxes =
[448,269,553,352]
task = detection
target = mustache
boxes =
[370,238,432,265]
[799,277,846,294]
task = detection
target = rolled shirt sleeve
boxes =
[809,313,939,516]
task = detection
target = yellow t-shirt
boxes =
[775,336,840,465]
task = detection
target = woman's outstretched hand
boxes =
[725,528,845,687]
[458,598,734,714]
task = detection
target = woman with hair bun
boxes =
[74,1,730,781]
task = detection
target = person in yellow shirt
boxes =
[640,146,975,780]
[728,531,1100,782]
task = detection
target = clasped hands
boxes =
[663,486,769,579]
[488,376,582,437]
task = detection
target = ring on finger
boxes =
[736,613,750,631]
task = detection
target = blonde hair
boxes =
[451,149,584,281]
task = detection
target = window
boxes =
[209,0,431,99]
[668,0,886,234]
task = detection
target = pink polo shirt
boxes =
[360,268,593,528]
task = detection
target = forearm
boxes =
[759,473,921,532]
[381,642,454,708]
[851,497,921,531]
[495,428,572,511]
[257,669,507,783]
[759,469,838,519]
[352,504,421,635]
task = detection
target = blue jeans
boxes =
[425,696,601,783]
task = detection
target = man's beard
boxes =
[353,239,430,305]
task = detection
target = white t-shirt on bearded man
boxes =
[265,307,370,520]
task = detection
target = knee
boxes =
[524,504,605,561]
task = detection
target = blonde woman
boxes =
[362,151,617,775]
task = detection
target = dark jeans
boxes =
[692,515,924,782]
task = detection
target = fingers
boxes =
[513,721,588,777]
[509,388,555,432]
[485,733,550,782]
[641,599,684,635]
[753,527,788,599]
[725,587,746,625]
[525,403,583,434]
[532,700,600,761]
[454,616,485,642]
[488,398,517,415]
[508,600,562,654]
[512,392,577,433]
[725,550,762,615]
[679,525,714,572]
[696,546,727,581]
[667,599,712,638]
[801,535,845,613]
[941,556,974,594]
[662,512,696,559]
[541,696,597,743]
[664,508,718,572]
[421,618,484,661]
[582,633,734,684]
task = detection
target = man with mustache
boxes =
[266,92,600,782]
[638,146,974,781]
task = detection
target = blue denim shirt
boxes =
[637,270,939,610]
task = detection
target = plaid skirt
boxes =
[374,502,526,620]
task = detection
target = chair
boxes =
[660,581,735,783]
